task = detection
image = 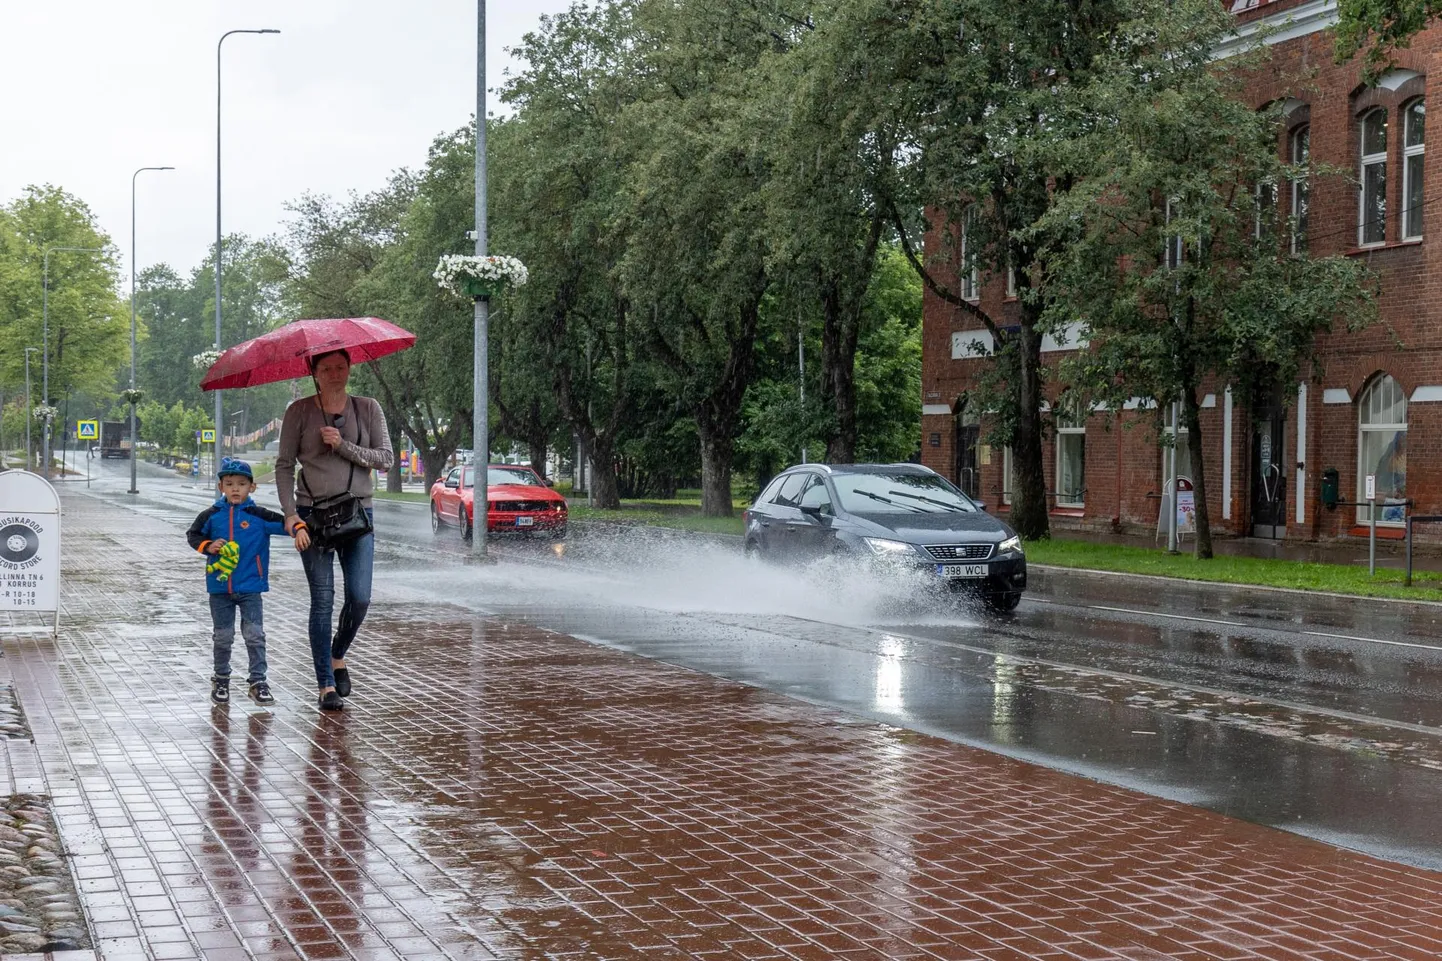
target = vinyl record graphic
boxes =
[0,524,39,564]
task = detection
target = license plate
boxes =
[516,516,535,527]
[937,563,987,579]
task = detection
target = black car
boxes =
[742,463,1027,611]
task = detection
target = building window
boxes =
[1255,180,1276,242]
[961,206,980,301]
[1162,404,1193,486]
[1358,375,1408,525]
[1002,446,1013,506]
[1006,264,1017,298]
[1056,415,1086,508]
[1360,109,1388,246]
[1404,99,1426,240]
[1165,199,1184,268]
[1291,124,1310,253]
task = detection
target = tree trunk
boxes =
[1181,380,1214,559]
[422,449,449,493]
[528,439,548,480]
[587,433,621,509]
[698,429,735,517]
[1010,314,1050,540]
[386,418,404,493]
[822,286,860,464]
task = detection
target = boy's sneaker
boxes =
[210,677,230,704]
[249,681,274,705]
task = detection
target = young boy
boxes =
[186,458,309,704]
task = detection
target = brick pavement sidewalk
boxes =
[1,491,1440,960]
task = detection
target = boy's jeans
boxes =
[210,592,268,685]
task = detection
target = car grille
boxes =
[925,544,994,562]
[492,500,560,513]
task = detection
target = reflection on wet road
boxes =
[96,461,1442,867]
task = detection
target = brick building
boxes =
[919,0,1438,544]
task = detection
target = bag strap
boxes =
[298,396,356,501]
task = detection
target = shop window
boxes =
[1357,375,1408,525]
[1360,109,1388,246]
[1404,99,1426,240]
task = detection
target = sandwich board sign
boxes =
[0,471,61,637]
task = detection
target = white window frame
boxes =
[1290,124,1310,254]
[1357,375,1408,526]
[961,206,980,301]
[1360,109,1388,247]
[1006,264,1017,298]
[1002,446,1013,506]
[1403,99,1425,240]
[1056,416,1085,509]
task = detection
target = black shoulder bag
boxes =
[300,398,374,551]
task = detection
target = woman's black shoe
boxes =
[333,668,351,698]
[319,691,344,712]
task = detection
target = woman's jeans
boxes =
[297,508,374,690]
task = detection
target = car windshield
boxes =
[834,473,977,514]
[462,467,541,488]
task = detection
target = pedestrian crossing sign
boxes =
[77,420,99,440]
[201,429,216,443]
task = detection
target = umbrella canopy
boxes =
[200,317,415,391]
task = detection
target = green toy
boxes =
[207,540,240,582]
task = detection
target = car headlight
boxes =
[998,535,1024,555]
[863,537,916,557]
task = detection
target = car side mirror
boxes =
[978,503,989,512]
[799,504,824,519]
[445,480,459,489]
[544,478,554,487]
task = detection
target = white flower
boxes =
[32,405,58,422]
[121,388,145,405]
[192,349,222,371]
[433,254,530,299]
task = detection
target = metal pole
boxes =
[131,166,174,494]
[799,311,806,465]
[472,0,489,558]
[1406,516,1414,587]
[1167,401,1179,553]
[1369,496,1377,576]
[24,348,36,470]
[42,246,103,481]
[216,30,279,470]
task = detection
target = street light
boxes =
[216,28,280,463]
[42,245,104,481]
[473,0,489,558]
[24,347,38,471]
[130,165,175,494]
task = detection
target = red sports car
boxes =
[430,464,568,539]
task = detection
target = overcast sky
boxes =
[0,0,574,280]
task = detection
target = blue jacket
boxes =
[186,497,291,595]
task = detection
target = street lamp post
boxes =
[473,0,489,558]
[131,165,175,494]
[216,28,280,465]
[24,347,38,470]
[42,246,104,481]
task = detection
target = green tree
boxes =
[1044,0,1378,558]
[0,186,127,416]
[1336,0,1441,76]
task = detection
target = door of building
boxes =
[1251,399,1287,539]
[954,404,980,499]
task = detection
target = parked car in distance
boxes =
[743,463,1026,611]
[430,464,567,540]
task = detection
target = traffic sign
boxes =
[201,429,216,443]
[76,420,99,440]
[1365,474,1376,500]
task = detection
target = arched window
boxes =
[1290,124,1310,252]
[1358,375,1408,524]
[1360,109,1388,246]
[1404,99,1426,240]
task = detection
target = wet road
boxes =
[85,459,1442,868]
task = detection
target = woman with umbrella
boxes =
[203,318,410,712]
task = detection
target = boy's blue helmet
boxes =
[218,457,253,480]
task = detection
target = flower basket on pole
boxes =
[434,254,529,302]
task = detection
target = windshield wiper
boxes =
[887,489,971,512]
[850,489,926,512]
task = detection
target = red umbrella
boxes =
[200,317,416,391]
